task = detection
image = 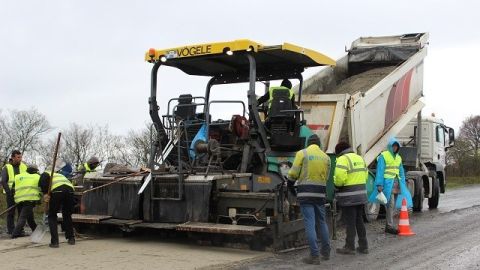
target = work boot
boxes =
[68,238,76,245]
[356,247,369,254]
[11,232,26,239]
[385,226,398,235]
[336,247,356,255]
[321,254,330,261]
[49,243,59,248]
[302,255,320,265]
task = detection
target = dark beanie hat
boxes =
[307,134,321,147]
[335,141,351,155]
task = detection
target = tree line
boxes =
[0,108,151,170]
[1,107,476,176]
[446,115,480,176]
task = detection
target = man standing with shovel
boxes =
[41,161,76,248]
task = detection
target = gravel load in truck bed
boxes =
[331,66,397,94]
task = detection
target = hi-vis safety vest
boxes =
[47,172,74,191]
[380,151,402,179]
[267,86,294,109]
[3,163,27,193]
[77,162,94,173]
[288,144,330,203]
[13,172,41,203]
[334,152,368,206]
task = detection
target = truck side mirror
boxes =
[448,128,455,147]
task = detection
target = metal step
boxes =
[176,222,265,235]
[59,213,112,224]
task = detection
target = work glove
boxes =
[43,194,50,203]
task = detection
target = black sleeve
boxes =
[1,167,10,194]
[39,172,51,194]
[257,91,269,105]
[291,94,296,108]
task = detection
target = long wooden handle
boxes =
[45,132,62,212]
[0,204,16,217]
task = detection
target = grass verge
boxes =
[447,176,480,190]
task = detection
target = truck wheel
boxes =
[428,178,440,209]
[412,177,424,212]
[363,202,380,222]
[438,172,446,193]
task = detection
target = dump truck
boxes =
[73,39,337,250]
[299,33,455,220]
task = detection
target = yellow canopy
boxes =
[145,39,335,78]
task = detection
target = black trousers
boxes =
[6,193,21,234]
[48,188,74,244]
[342,204,368,250]
[12,201,37,237]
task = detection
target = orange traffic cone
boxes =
[398,198,415,236]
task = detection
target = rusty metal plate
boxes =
[58,213,112,224]
[176,222,265,235]
[100,219,143,226]
[131,222,178,230]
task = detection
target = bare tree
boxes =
[126,126,152,167]
[0,108,51,164]
[63,123,95,167]
[459,115,480,159]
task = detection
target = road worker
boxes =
[369,137,413,234]
[288,134,331,265]
[77,156,100,176]
[334,142,369,255]
[1,150,27,235]
[11,164,42,238]
[42,161,75,248]
[257,79,295,117]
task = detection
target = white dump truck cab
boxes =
[397,115,455,210]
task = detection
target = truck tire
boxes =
[438,172,446,194]
[428,177,440,209]
[363,202,380,222]
[412,176,424,212]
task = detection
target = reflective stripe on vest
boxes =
[336,184,367,206]
[381,151,402,179]
[14,173,41,203]
[49,173,74,190]
[296,148,328,201]
[335,153,368,206]
[5,163,27,189]
[84,163,93,172]
[267,86,294,109]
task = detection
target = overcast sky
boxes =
[1,0,479,134]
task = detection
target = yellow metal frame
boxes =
[145,40,336,67]
[281,43,336,66]
[146,39,262,61]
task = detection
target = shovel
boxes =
[31,132,61,244]
[30,213,49,243]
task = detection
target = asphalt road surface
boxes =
[0,185,479,270]
[228,185,480,270]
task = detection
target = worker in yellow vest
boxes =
[334,142,369,255]
[74,156,100,186]
[11,164,42,238]
[257,79,295,117]
[77,156,100,175]
[42,162,75,248]
[288,134,331,265]
[368,138,413,234]
[1,150,27,235]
